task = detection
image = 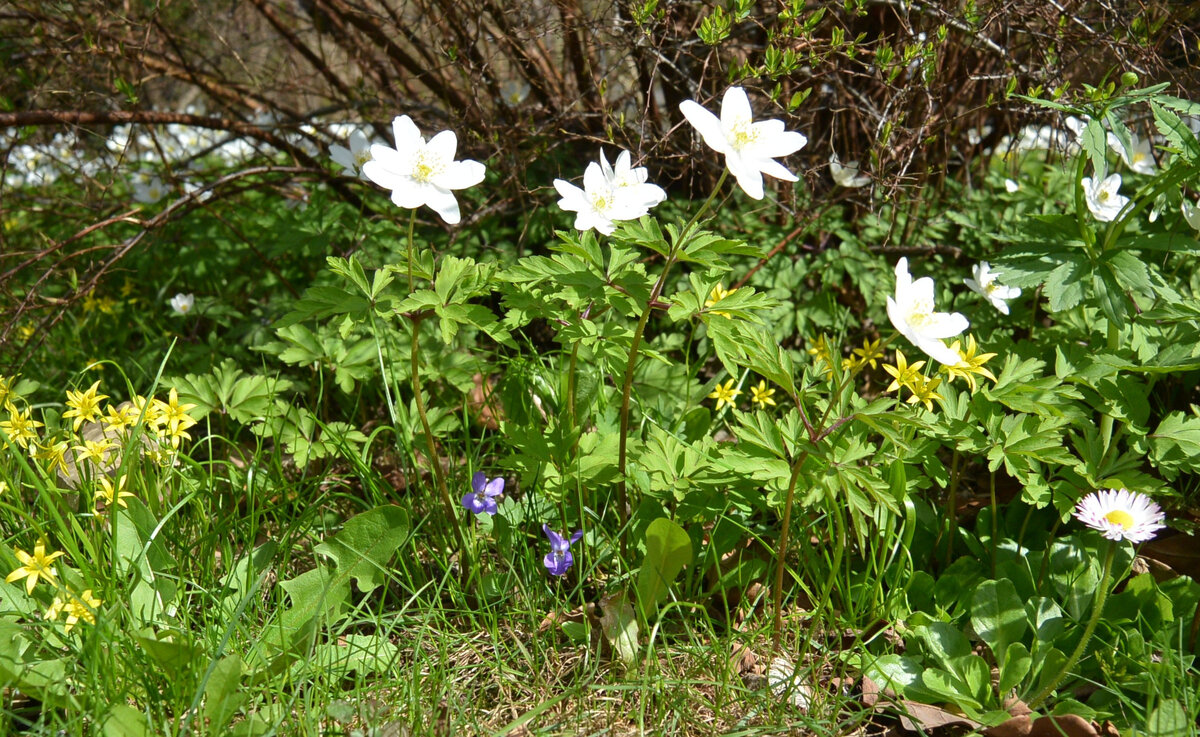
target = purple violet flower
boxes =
[542,525,583,576]
[462,472,504,515]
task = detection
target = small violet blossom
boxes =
[554,149,666,235]
[170,293,195,316]
[543,525,583,577]
[461,471,504,515]
[679,86,807,200]
[362,115,486,225]
[886,258,968,366]
[1082,173,1129,223]
[963,261,1021,316]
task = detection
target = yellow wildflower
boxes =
[157,388,197,438]
[851,338,885,370]
[130,395,164,428]
[101,403,139,431]
[941,335,998,392]
[94,476,135,510]
[6,541,65,594]
[0,404,43,449]
[882,350,926,394]
[704,283,737,318]
[34,439,70,476]
[75,438,114,465]
[45,589,101,633]
[63,380,108,432]
[906,374,945,412]
[750,380,777,409]
[708,379,742,412]
[0,375,15,407]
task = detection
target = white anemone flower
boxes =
[886,257,969,366]
[169,293,195,316]
[1074,488,1165,544]
[1107,132,1156,175]
[829,154,870,188]
[1083,173,1128,223]
[329,129,375,181]
[133,174,167,204]
[678,86,807,200]
[554,149,666,235]
[963,261,1021,315]
[500,80,531,107]
[1004,178,1019,193]
[362,115,486,225]
[1182,198,1200,232]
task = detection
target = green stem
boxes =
[772,448,810,653]
[943,450,961,568]
[1027,541,1117,709]
[615,169,728,549]
[405,209,416,292]
[989,469,998,579]
[410,316,467,556]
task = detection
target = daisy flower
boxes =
[1074,488,1165,543]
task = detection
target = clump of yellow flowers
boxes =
[0,372,199,635]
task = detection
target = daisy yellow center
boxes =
[728,118,760,150]
[1104,509,1135,529]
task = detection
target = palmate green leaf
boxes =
[1093,264,1130,326]
[1151,100,1200,164]
[1044,255,1091,313]
[1149,412,1200,476]
[635,517,693,620]
[275,285,370,329]
[1080,118,1109,180]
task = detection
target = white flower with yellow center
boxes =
[554,149,666,235]
[1074,488,1165,543]
[1107,132,1156,175]
[329,129,376,181]
[963,261,1021,315]
[170,293,194,316]
[362,115,486,225]
[886,257,969,366]
[1082,173,1128,223]
[679,86,807,200]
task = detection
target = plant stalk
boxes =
[1028,540,1117,709]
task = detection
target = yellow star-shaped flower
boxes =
[941,335,998,392]
[750,380,777,409]
[63,380,108,432]
[882,350,926,394]
[708,379,742,412]
[6,541,66,594]
[704,283,737,319]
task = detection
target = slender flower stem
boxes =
[405,209,417,292]
[410,316,467,555]
[1028,541,1117,709]
[615,169,728,548]
[943,449,961,567]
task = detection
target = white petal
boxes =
[680,100,730,155]
[349,130,370,154]
[754,157,799,183]
[727,155,765,199]
[329,144,355,172]
[921,312,970,340]
[917,337,968,366]
[433,159,486,190]
[389,180,429,210]
[426,129,458,161]
[746,128,808,160]
[392,115,423,147]
[425,187,462,224]
[554,179,586,212]
[719,87,753,129]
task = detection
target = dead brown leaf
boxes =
[983,714,1098,737]
[897,701,982,733]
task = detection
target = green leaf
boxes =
[204,655,246,733]
[1080,118,1109,178]
[102,705,153,737]
[1149,412,1200,476]
[1146,699,1191,737]
[598,591,639,666]
[998,642,1031,694]
[635,517,694,619]
[970,579,1028,659]
[275,286,369,329]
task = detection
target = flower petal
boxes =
[392,115,423,148]
[719,87,753,129]
[426,129,458,161]
[424,187,462,224]
[680,100,731,155]
[433,159,486,190]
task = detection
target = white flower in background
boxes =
[966,124,993,146]
[182,180,212,203]
[1074,488,1165,544]
[554,149,666,235]
[829,154,870,188]
[963,261,1022,315]
[1107,132,1156,175]
[678,86,808,200]
[1004,178,1019,193]
[886,257,969,366]
[1082,173,1128,223]
[362,115,486,225]
[1183,198,1200,232]
[169,293,195,315]
[500,80,531,107]
[132,174,167,204]
[329,129,375,180]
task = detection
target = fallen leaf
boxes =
[897,701,982,732]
